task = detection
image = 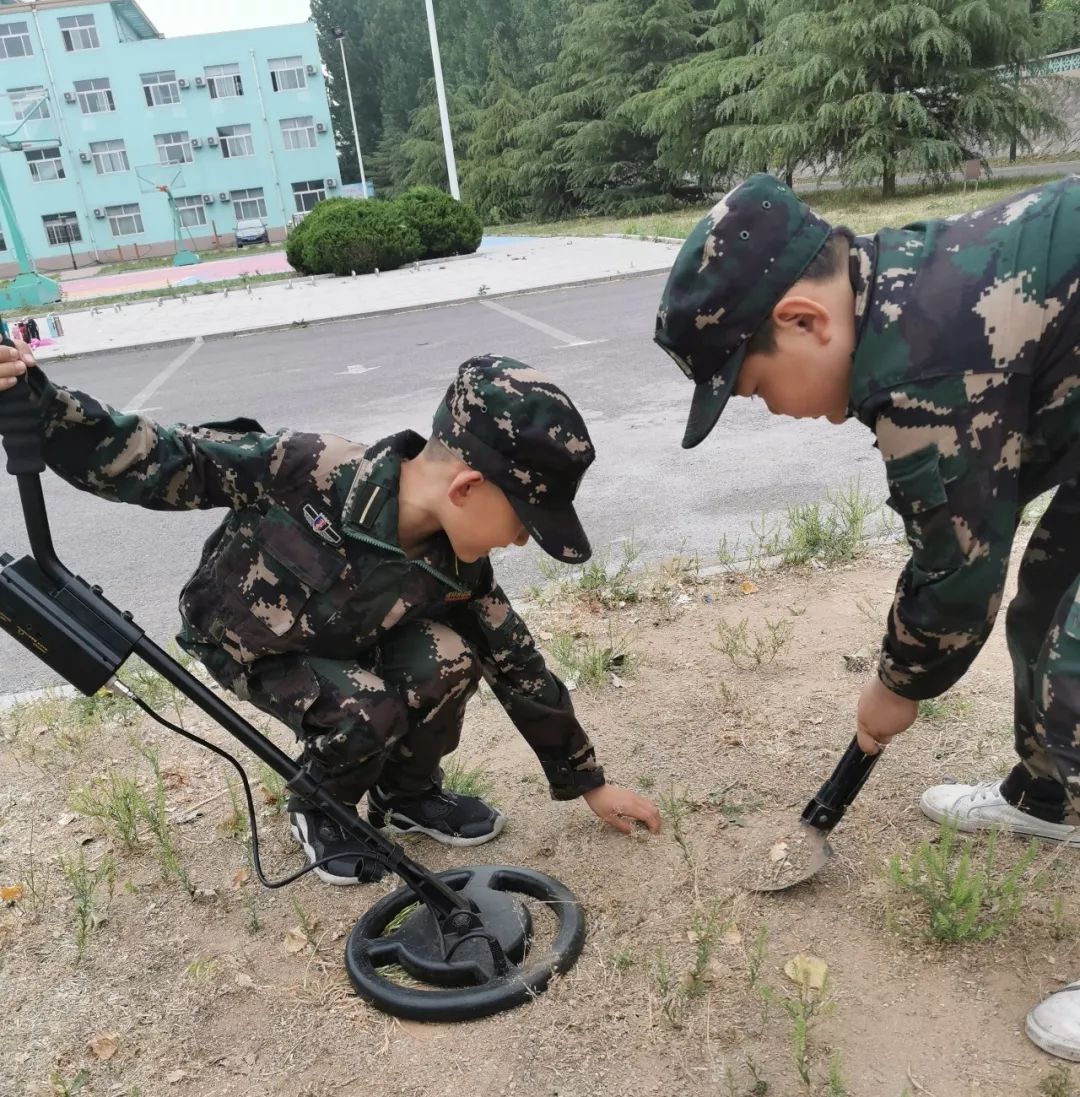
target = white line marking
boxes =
[125,337,204,412]
[479,299,597,347]
[335,364,383,376]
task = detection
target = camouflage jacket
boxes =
[850,176,1080,700]
[32,379,605,798]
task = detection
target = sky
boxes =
[137,0,313,38]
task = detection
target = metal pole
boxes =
[423,0,460,199]
[335,32,368,197]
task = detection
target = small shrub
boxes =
[713,616,794,669]
[888,821,1039,943]
[393,186,483,259]
[296,198,423,276]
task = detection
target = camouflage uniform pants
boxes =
[189,617,481,806]
[1000,480,1080,824]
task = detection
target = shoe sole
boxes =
[289,818,368,886]
[920,792,1080,846]
[373,808,507,848]
[1026,1008,1080,1062]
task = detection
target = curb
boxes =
[44,265,675,363]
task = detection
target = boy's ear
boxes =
[772,295,832,343]
[447,468,485,508]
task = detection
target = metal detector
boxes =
[0,369,586,1022]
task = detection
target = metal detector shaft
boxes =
[799,734,881,834]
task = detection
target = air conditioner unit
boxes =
[93,208,104,219]
[202,193,214,203]
[219,191,229,202]
[306,63,317,75]
[63,91,76,103]
[195,76,206,88]
[78,150,91,163]
[178,77,189,89]
[326,178,337,189]
[315,122,327,133]
[207,136,218,147]
[190,137,202,148]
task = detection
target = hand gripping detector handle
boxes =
[799,734,881,835]
[0,338,44,476]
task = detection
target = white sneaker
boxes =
[1027,983,1080,1061]
[919,780,1080,845]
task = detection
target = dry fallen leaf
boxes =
[230,867,251,889]
[741,580,759,595]
[700,957,727,983]
[721,923,743,947]
[284,926,309,954]
[165,1069,186,1084]
[1,884,25,904]
[87,1032,119,1061]
[784,953,829,992]
[768,840,790,863]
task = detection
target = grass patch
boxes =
[535,537,643,609]
[59,850,116,957]
[548,625,637,689]
[489,173,1068,240]
[55,271,296,317]
[92,242,283,276]
[713,615,794,669]
[441,753,494,800]
[888,821,1039,944]
[1040,1066,1080,1097]
[70,772,144,849]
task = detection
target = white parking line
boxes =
[125,337,204,412]
[479,299,602,347]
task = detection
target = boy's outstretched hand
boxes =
[583,783,662,835]
[0,340,37,390]
[856,676,918,755]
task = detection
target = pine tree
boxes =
[518,0,708,217]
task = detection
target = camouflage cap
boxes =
[432,355,595,563]
[654,174,833,448]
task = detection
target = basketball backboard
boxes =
[0,88,60,151]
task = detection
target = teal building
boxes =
[0,0,341,273]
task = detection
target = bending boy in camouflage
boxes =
[654,174,1080,1060]
[0,351,660,887]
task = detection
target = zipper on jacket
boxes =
[343,526,465,593]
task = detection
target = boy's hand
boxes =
[856,676,918,755]
[0,340,37,391]
[583,784,662,835]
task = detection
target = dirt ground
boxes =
[2,541,1078,1097]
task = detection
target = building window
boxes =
[217,123,253,159]
[9,86,49,120]
[175,195,207,229]
[106,203,143,238]
[0,22,33,60]
[43,212,81,246]
[26,146,64,183]
[59,14,99,52]
[74,78,115,115]
[142,71,179,107]
[231,188,267,221]
[281,116,316,151]
[269,56,305,93]
[0,229,6,251]
[155,131,192,165]
[292,179,325,213]
[205,63,242,99]
[90,139,129,175]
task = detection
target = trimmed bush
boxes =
[293,199,423,277]
[392,187,483,260]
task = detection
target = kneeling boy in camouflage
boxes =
[0,351,660,886]
[654,174,1080,1059]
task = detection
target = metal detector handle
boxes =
[799,734,881,834]
[0,343,45,476]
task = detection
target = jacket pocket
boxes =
[183,505,346,660]
[884,444,965,577]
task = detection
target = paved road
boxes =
[0,275,886,693]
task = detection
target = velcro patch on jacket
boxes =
[444,591,472,603]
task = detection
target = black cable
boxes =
[122,686,395,888]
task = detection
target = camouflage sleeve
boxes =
[455,564,605,800]
[35,378,283,511]
[869,369,1026,700]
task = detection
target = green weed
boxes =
[1039,1065,1079,1097]
[59,850,116,957]
[70,773,145,849]
[256,762,288,813]
[888,821,1039,943]
[549,625,637,688]
[441,753,494,800]
[714,616,794,669]
[138,745,192,892]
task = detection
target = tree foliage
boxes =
[311,0,1069,214]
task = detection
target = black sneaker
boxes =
[367,785,506,847]
[288,797,387,886]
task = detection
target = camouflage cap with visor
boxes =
[432,355,595,563]
[654,174,834,448]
